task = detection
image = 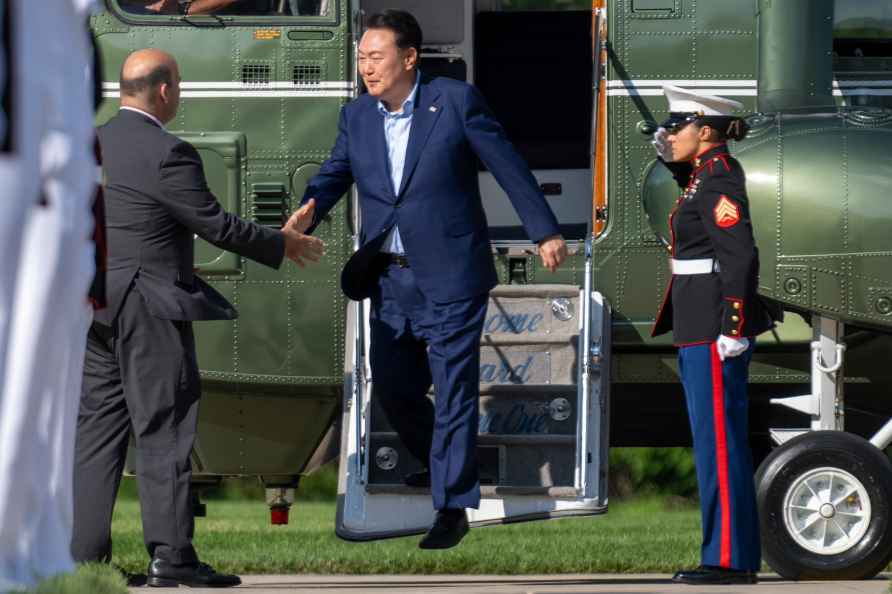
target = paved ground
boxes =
[132,573,892,593]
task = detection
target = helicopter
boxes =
[91,0,892,580]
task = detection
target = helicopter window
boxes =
[833,0,892,108]
[117,0,330,17]
[833,0,892,58]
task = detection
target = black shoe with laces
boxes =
[147,558,241,588]
[672,565,758,585]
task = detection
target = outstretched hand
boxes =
[286,198,316,234]
[145,0,178,14]
[538,235,568,273]
[281,200,324,268]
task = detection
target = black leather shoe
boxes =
[672,565,758,585]
[147,558,241,588]
[404,469,431,488]
[418,509,469,549]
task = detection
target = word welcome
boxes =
[484,312,544,334]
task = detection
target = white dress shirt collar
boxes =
[377,70,421,117]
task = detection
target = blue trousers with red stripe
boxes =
[678,342,761,572]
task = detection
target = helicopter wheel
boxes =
[756,430,892,580]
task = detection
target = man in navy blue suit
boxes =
[295,9,568,549]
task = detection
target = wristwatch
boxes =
[177,0,193,14]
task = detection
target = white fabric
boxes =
[0,4,6,145]
[717,335,749,361]
[663,84,743,115]
[0,158,27,420]
[651,126,673,161]
[0,0,97,590]
[671,258,720,275]
[71,0,100,15]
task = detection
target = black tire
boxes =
[756,430,892,580]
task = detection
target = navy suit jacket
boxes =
[302,75,561,303]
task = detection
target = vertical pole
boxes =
[812,316,844,431]
[576,239,593,493]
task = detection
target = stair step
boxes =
[367,429,577,488]
[479,340,577,386]
[366,484,579,498]
[370,432,575,446]
[484,284,581,339]
[489,284,581,298]
[387,388,578,433]
[481,333,577,345]
[423,384,576,396]
[477,383,576,395]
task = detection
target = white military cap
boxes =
[663,84,743,116]
[660,85,750,140]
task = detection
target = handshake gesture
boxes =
[281,199,325,268]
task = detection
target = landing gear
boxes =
[761,316,892,579]
[756,431,892,580]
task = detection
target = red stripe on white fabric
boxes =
[710,342,733,568]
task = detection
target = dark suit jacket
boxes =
[95,109,284,325]
[301,75,561,303]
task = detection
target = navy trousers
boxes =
[369,262,488,510]
[678,341,761,572]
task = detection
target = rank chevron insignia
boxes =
[714,195,740,228]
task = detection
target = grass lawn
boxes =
[109,497,704,575]
[25,564,127,594]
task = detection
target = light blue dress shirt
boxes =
[378,71,421,255]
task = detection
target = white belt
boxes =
[671,258,720,275]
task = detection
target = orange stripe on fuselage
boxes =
[710,343,733,568]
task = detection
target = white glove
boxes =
[716,335,749,361]
[651,126,674,162]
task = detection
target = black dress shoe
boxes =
[147,558,241,588]
[672,565,757,585]
[404,469,431,488]
[418,509,469,549]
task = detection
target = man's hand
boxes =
[145,0,179,13]
[286,198,316,234]
[538,235,568,273]
[281,201,324,268]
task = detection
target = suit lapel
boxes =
[397,78,442,198]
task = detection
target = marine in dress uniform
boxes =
[651,86,779,585]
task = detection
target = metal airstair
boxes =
[336,241,610,540]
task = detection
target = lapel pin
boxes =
[429,105,439,113]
